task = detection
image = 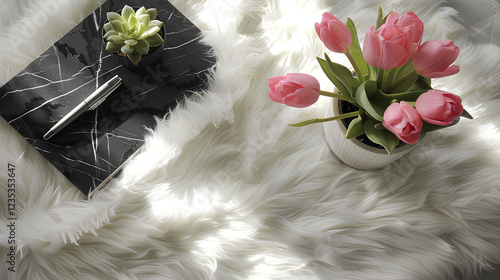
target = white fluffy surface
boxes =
[1,0,500,279]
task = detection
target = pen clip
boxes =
[89,78,122,110]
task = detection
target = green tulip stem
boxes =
[320,90,358,106]
[315,111,359,123]
[288,111,359,127]
[345,52,365,83]
[376,67,384,88]
[389,69,417,92]
[382,68,395,92]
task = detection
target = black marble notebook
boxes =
[0,0,215,196]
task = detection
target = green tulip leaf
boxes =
[375,6,383,30]
[317,57,350,96]
[382,12,392,25]
[374,89,427,104]
[355,80,384,121]
[389,63,419,93]
[345,116,365,139]
[421,117,461,132]
[346,18,368,78]
[325,53,360,97]
[368,65,377,81]
[391,74,419,93]
[461,109,473,119]
[409,76,432,91]
[364,119,400,155]
[374,122,385,129]
[393,62,414,81]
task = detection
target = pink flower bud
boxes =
[363,12,423,69]
[315,12,352,53]
[415,90,463,125]
[382,101,423,144]
[268,73,320,108]
[412,40,460,78]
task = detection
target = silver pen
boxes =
[43,75,122,140]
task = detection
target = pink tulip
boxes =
[315,12,352,53]
[415,90,463,125]
[382,101,423,144]
[412,40,460,78]
[268,73,320,108]
[363,12,423,69]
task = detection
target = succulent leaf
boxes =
[120,45,134,55]
[103,30,118,40]
[135,40,150,54]
[121,5,135,21]
[145,34,164,47]
[104,22,113,32]
[138,14,150,30]
[149,20,163,28]
[128,14,139,29]
[136,26,160,40]
[136,7,147,17]
[105,42,122,52]
[146,9,157,21]
[124,39,138,46]
[110,20,124,33]
[127,52,142,65]
[107,12,123,23]
[107,35,125,44]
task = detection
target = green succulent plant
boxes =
[103,5,164,65]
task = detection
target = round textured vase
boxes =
[323,99,418,170]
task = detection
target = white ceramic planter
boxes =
[323,99,418,170]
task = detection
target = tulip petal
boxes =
[284,73,320,91]
[443,93,464,118]
[416,90,463,125]
[282,88,319,108]
[380,41,408,69]
[413,40,460,78]
[268,76,285,91]
[382,102,422,144]
[424,65,460,78]
[268,90,284,104]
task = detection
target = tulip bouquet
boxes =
[268,6,472,155]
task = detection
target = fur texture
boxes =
[1,0,500,279]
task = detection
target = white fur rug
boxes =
[1,0,500,279]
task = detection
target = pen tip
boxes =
[43,131,54,140]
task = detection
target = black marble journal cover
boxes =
[0,0,215,196]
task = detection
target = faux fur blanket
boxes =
[1,0,500,279]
